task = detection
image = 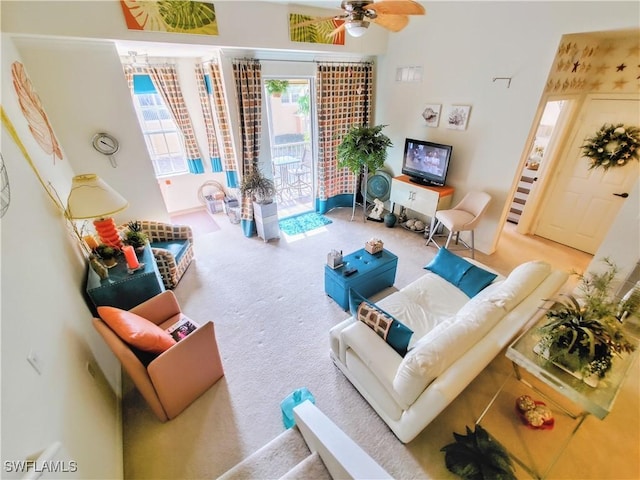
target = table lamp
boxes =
[66,174,129,250]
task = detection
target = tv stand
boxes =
[408,176,441,188]
[390,175,454,228]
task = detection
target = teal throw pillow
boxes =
[348,289,369,316]
[424,248,497,297]
[458,264,498,297]
[424,247,470,285]
[354,297,413,357]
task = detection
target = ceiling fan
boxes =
[296,1,426,38]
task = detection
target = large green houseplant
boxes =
[336,124,392,220]
[240,168,276,205]
[538,258,638,381]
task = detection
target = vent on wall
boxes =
[396,66,423,82]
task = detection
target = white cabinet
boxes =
[390,175,454,224]
[253,202,279,242]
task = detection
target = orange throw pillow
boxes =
[98,306,176,353]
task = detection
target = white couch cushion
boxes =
[378,272,470,348]
[392,299,505,406]
[483,260,551,311]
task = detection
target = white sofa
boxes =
[329,255,568,443]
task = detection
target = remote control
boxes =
[344,268,358,277]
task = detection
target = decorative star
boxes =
[590,80,603,90]
[595,64,608,75]
[613,78,628,89]
[616,63,627,72]
[572,61,581,72]
[600,44,616,56]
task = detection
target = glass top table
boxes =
[506,312,639,420]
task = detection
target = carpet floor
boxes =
[122,207,638,480]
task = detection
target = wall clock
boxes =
[92,132,119,167]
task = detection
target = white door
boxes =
[535,97,639,254]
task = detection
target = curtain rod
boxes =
[233,58,373,65]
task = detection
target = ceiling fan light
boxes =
[345,20,369,37]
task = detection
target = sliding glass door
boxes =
[264,77,314,218]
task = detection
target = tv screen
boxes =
[401,139,452,187]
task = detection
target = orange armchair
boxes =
[93,291,224,421]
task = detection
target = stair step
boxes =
[279,452,332,480]
[217,428,310,480]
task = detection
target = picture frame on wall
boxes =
[422,104,441,127]
[445,105,471,130]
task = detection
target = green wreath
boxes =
[581,123,640,171]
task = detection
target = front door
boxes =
[535,96,639,254]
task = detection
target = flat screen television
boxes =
[401,138,453,187]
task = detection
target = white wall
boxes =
[1,37,122,479]
[376,1,640,253]
[1,2,638,478]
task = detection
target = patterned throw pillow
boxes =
[354,296,414,357]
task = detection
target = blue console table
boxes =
[86,243,165,314]
[324,248,398,310]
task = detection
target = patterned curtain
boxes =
[146,65,205,174]
[232,58,262,237]
[195,64,222,172]
[315,62,373,213]
[207,61,239,188]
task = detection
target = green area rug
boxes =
[279,212,332,236]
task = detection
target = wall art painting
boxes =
[422,104,441,127]
[120,1,218,35]
[11,62,64,164]
[289,13,345,45]
[445,105,471,130]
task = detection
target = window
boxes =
[280,83,305,104]
[132,92,188,177]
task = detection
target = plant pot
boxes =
[384,213,397,227]
[533,342,599,387]
[102,258,117,268]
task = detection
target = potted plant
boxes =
[440,424,516,480]
[538,258,638,382]
[265,79,289,97]
[94,244,119,267]
[123,220,148,250]
[337,124,392,220]
[240,168,277,205]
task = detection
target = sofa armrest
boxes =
[147,321,224,419]
[340,321,403,392]
[130,291,181,326]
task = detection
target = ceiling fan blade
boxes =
[372,14,409,32]
[369,0,425,16]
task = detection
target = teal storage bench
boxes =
[324,248,398,310]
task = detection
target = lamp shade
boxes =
[345,20,369,37]
[66,174,128,220]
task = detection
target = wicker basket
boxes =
[365,240,384,254]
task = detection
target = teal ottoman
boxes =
[324,248,398,310]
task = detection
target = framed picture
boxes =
[445,105,471,130]
[422,104,441,127]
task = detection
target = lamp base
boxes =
[94,217,123,250]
